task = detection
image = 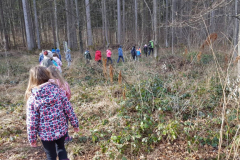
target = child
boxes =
[53,53,62,73]
[131,46,136,60]
[106,48,113,65]
[65,49,72,67]
[52,48,56,54]
[41,50,53,67]
[95,50,102,64]
[56,48,62,61]
[48,66,72,142]
[136,46,141,61]
[117,45,124,63]
[84,49,92,64]
[25,66,79,160]
[39,51,44,63]
[148,40,154,56]
[143,44,148,57]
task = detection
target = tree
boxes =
[103,0,109,46]
[153,0,158,57]
[22,0,34,50]
[165,0,169,48]
[85,0,93,46]
[134,0,138,44]
[75,0,83,53]
[234,0,238,58]
[122,0,125,44]
[117,0,121,44]
[0,0,9,50]
[70,0,77,50]
[54,0,59,49]
[32,0,40,49]
[171,0,176,54]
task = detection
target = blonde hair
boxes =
[47,66,67,91]
[25,66,52,101]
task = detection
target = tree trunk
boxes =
[171,0,176,54]
[85,0,93,46]
[153,0,158,57]
[210,0,215,33]
[141,0,145,45]
[65,0,71,49]
[134,0,138,44]
[0,0,10,50]
[75,0,83,53]
[22,0,34,50]
[33,0,41,49]
[28,0,36,48]
[103,0,109,47]
[18,0,26,47]
[237,16,240,76]
[234,0,238,58]
[117,0,121,44]
[165,0,169,47]
[122,0,125,44]
[54,0,59,49]
[70,0,77,50]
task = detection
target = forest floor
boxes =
[0,48,239,160]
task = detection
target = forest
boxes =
[0,0,240,159]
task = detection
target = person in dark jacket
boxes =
[84,49,92,64]
[143,44,148,57]
[117,45,124,63]
[131,46,136,60]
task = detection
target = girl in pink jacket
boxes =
[106,48,113,65]
[47,66,72,143]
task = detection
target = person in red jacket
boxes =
[95,50,102,64]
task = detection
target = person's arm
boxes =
[62,95,79,128]
[65,82,71,100]
[59,58,62,66]
[26,98,39,146]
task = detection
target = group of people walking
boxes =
[131,40,154,60]
[84,40,154,64]
[39,48,72,73]
[27,40,154,159]
[28,48,77,160]
[84,47,123,65]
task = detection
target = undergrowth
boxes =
[0,49,239,159]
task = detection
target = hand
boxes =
[74,128,79,133]
[30,141,37,147]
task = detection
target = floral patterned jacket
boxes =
[26,81,78,143]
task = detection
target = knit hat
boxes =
[56,49,60,53]
[52,48,56,53]
[144,44,147,46]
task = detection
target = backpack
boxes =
[131,48,136,56]
[85,51,91,60]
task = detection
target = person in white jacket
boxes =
[65,49,72,67]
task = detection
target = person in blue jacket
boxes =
[56,48,62,61]
[39,51,44,63]
[117,45,124,63]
